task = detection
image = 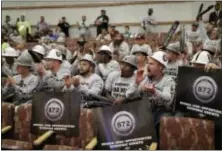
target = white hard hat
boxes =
[191,51,211,65]
[45,49,62,61]
[16,52,33,67]
[80,54,96,66]
[150,51,168,67]
[98,45,113,56]
[32,45,45,55]
[131,44,148,56]
[202,45,216,54]
[121,55,138,69]
[2,47,18,57]
[57,36,66,43]
[166,42,181,55]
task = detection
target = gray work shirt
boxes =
[126,74,176,109]
[2,74,39,103]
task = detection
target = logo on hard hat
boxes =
[56,51,61,57]
[162,54,167,62]
[111,111,136,136]
[192,76,218,104]
[44,98,64,121]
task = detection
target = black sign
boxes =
[176,66,222,124]
[31,91,81,137]
[95,101,156,150]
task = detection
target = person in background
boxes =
[95,9,109,36]
[141,8,157,34]
[185,23,201,43]
[96,45,120,81]
[209,3,222,26]
[123,25,132,40]
[2,36,10,53]
[191,50,211,69]
[131,34,153,56]
[77,15,90,39]
[37,16,49,33]
[96,28,111,43]
[108,25,117,40]
[57,17,70,37]
[165,42,184,81]
[198,16,220,54]
[3,15,14,35]
[17,15,32,38]
[109,33,130,60]
[48,30,58,41]
[2,47,19,76]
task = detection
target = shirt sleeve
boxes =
[12,76,39,99]
[154,77,176,107]
[105,72,116,92]
[198,20,209,43]
[98,62,120,79]
[42,71,65,91]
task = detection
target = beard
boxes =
[79,68,90,76]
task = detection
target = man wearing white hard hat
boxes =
[105,55,138,104]
[2,52,38,105]
[96,45,120,81]
[32,45,46,58]
[2,47,19,76]
[127,51,175,125]
[165,42,184,80]
[64,54,104,96]
[191,51,212,69]
[36,49,71,91]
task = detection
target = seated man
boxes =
[64,54,104,97]
[105,55,138,104]
[127,51,176,125]
[96,45,120,81]
[2,53,38,105]
[2,47,19,76]
[36,49,71,92]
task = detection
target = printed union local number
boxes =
[44,98,65,121]
[111,111,136,136]
[193,76,218,104]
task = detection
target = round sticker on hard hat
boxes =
[44,98,64,121]
[192,76,218,104]
[111,111,136,136]
[162,54,167,62]
[56,51,62,57]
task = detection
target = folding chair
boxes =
[159,117,215,150]
[2,103,55,150]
